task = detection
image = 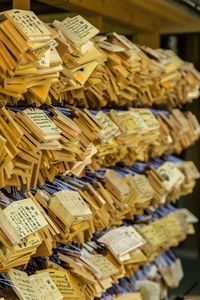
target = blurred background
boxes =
[162,30,200,298]
[161,4,200,296]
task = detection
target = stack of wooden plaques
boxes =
[48,27,200,109]
[49,15,104,107]
[0,10,63,105]
[0,106,100,189]
[0,11,199,109]
[0,106,199,189]
[0,9,199,300]
[34,186,94,244]
[0,195,53,271]
[97,208,192,277]
[36,157,199,233]
[0,206,194,300]
[0,156,197,256]
[90,107,200,169]
[6,268,64,299]
[99,248,183,299]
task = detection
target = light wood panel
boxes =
[136,32,160,48]
[36,0,200,34]
[13,0,30,9]
[37,0,159,32]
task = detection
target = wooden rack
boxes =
[12,0,200,48]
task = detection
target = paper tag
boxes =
[111,111,142,134]
[50,47,63,66]
[49,197,74,228]
[131,175,155,200]
[23,108,61,136]
[116,293,143,300]
[4,198,48,239]
[153,221,171,245]
[180,161,200,180]
[105,170,131,197]
[129,248,147,263]
[147,264,158,278]
[38,48,51,68]
[14,232,41,251]
[158,162,185,191]
[178,208,198,223]
[138,224,160,247]
[163,213,183,238]
[6,9,51,38]
[58,15,99,45]
[129,111,149,131]
[30,272,63,300]
[98,41,125,52]
[47,269,77,298]
[54,190,92,218]
[158,258,183,288]
[82,254,118,279]
[73,61,98,85]
[7,268,38,300]
[139,280,160,300]
[49,39,58,49]
[172,109,189,131]
[111,33,135,50]
[98,227,145,257]
[135,109,159,131]
[94,111,120,142]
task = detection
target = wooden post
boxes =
[136,32,160,48]
[13,0,30,10]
